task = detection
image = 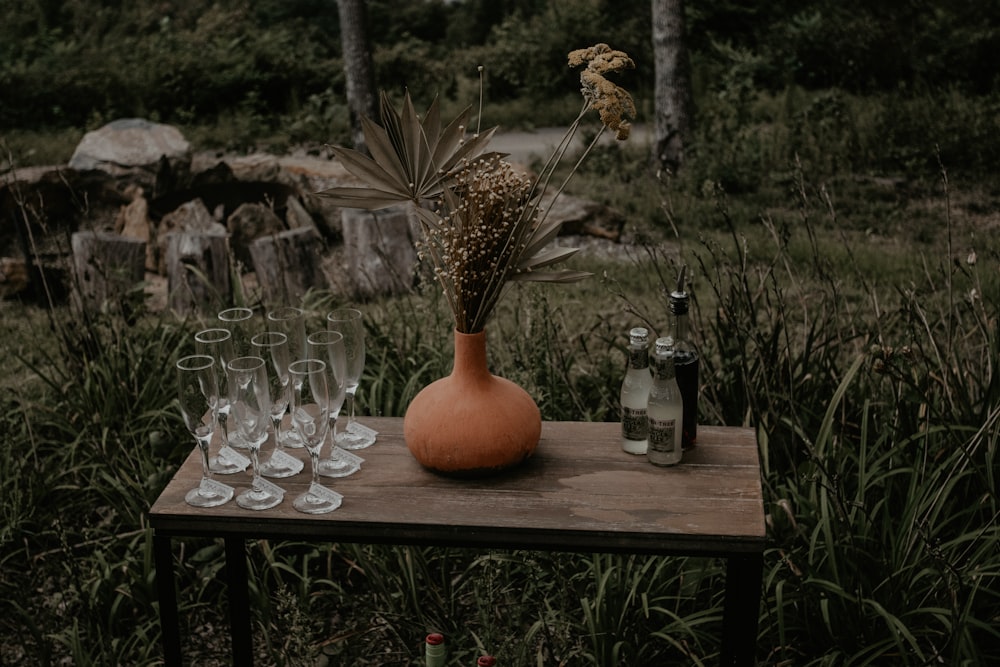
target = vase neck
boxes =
[452,330,491,382]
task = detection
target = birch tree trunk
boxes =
[337,0,378,153]
[651,0,693,172]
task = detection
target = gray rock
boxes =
[69,118,192,188]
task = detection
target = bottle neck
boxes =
[670,311,695,353]
[653,355,676,380]
[627,346,649,370]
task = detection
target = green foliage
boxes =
[2,3,1000,662]
[4,151,998,663]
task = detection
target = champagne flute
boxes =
[250,331,304,478]
[176,355,234,507]
[288,358,343,514]
[218,306,256,358]
[266,306,308,448]
[306,330,361,478]
[267,306,308,364]
[327,307,376,449]
[228,355,283,510]
[193,328,249,467]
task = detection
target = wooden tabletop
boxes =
[149,417,766,556]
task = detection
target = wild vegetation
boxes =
[2,0,999,665]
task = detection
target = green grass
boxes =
[2,85,999,664]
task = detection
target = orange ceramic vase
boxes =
[403,329,541,476]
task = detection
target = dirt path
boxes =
[490,124,651,164]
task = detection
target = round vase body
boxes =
[404,330,541,476]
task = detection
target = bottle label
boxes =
[648,418,677,453]
[628,348,648,370]
[621,407,648,440]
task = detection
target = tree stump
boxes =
[249,226,327,306]
[71,231,147,314]
[165,230,230,314]
[340,205,418,298]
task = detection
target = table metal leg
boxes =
[153,534,182,667]
[225,537,254,666]
[720,552,764,667]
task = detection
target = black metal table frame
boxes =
[153,528,763,666]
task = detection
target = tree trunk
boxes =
[337,0,378,153]
[164,230,230,315]
[71,230,146,315]
[249,227,328,306]
[651,0,693,172]
[339,205,418,299]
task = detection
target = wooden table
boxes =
[150,417,765,666]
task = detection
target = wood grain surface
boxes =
[150,417,766,556]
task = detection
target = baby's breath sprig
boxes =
[320,43,635,334]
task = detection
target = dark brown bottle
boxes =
[669,269,699,449]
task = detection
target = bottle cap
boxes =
[425,633,444,645]
[669,290,689,314]
[629,327,649,345]
[477,657,497,667]
[669,266,690,315]
[655,337,675,355]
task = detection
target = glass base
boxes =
[279,429,304,449]
[236,488,282,510]
[260,450,304,478]
[227,432,250,450]
[185,482,234,508]
[210,455,245,475]
[335,421,377,450]
[318,447,362,478]
[292,484,343,514]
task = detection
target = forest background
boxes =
[2,0,1000,666]
[2,0,999,171]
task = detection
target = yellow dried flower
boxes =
[569,43,636,140]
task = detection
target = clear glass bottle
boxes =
[669,271,699,450]
[647,337,683,467]
[425,633,446,667]
[620,327,652,454]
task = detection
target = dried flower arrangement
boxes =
[320,43,635,333]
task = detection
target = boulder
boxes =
[69,118,192,191]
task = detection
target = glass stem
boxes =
[219,412,229,447]
[271,417,283,454]
[250,447,261,493]
[345,389,357,425]
[309,450,320,487]
[197,435,213,482]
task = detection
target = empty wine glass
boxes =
[306,330,362,478]
[327,307,376,449]
[227,355,283,510]
[250,331,304,478]
[218,306,256,358]
[176,355,234,507]
[193,327,250,467]
[288,358,343,514]
[266,306,308,448]
[267,306,308,364]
